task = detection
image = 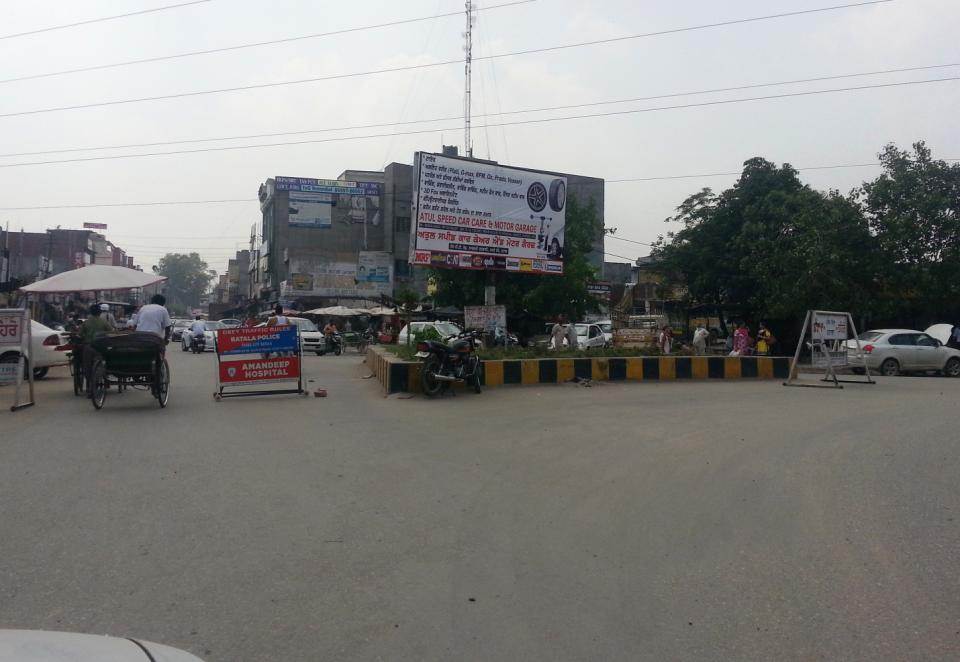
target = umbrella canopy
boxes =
[302,305,367,316]
[364,306,399,316]
[19,265,166,294]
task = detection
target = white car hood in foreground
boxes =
[0,630,204,661]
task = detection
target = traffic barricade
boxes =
[214,324,305,399]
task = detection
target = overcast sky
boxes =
[1,0,957,275]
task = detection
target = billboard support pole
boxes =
[484,270,496,306]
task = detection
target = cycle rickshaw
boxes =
[88,332,170,409]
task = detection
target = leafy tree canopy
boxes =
[153,252,215,311]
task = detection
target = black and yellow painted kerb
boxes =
[368,347,791,395]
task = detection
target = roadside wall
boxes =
[367,347,791,395]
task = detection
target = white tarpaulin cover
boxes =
[302,306,368,316]
[19,265,166,293]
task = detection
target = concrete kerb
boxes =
[367,346,791,395]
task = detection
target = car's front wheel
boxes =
[880,358,900,377]
[944,357,960,378]
[33,367,49,380]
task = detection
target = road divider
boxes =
[367,346,791,395]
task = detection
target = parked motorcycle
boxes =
[416,330,482,397]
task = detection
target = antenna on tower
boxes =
[463,0,475,158]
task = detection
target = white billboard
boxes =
[410,152,566,275]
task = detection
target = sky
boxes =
[1,0,957,276]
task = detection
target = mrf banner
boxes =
[217,325,298,356]
[219,357,300,386]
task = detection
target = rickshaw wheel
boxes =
[91,361,107,410]
[156,358,170,408]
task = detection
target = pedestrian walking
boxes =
[551,315,567,350]
[658,325,674,355]
[566,318,579,350]
[948,322,960,350]
[692,324,709,355]
[756,322,774,356]
[732,322,751,356]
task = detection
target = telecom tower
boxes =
[463,0,475,158]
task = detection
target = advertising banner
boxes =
[283,255,391,298]
[464,305,507,332]
[357,251,392,285]
[218,357,300,386]
[411,152,566,275]
[275,177,381,196]
[216,325,298,356]
[83,222,108,230]
[812,313,849,341]
[288,192,334,228]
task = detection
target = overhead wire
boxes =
[0,0,895,119]
[0,0,212,41]
[0,0,535,85]
[3,61,954,158]
[4,155,959,211]
[2,75,957,168]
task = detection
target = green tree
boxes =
[153,253,215,311]
[655,158,879,323]
[858,141,960,322]
[429,193,603,320]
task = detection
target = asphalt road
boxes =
[1,350,958,661]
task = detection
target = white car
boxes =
[397,321,462,345]
[0,320,70,380]
[287,317,325,353]
[0,629,203,661]
[253,317,324,353]
[181,320,225,352]
[845,328,960,377]
[218,318,241,328]
[574,323,608,349]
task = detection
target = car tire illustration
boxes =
[527,182,547,212]
[548,179,566,212]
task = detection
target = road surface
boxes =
[2,350,958,661]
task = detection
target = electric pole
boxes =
[464,0,474,158]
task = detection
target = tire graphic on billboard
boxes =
[527,182,547,212]
[548,179,566,212]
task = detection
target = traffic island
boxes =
[367,346,791,395]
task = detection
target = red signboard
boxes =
[218,357,299,386]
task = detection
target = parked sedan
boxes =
[180,320,225,352]
[846,329,960,377]
[170,319,192,342]
[0,320,70,380]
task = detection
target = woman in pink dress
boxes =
[733,323,751,355]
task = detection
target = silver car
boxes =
[846,329,960,377]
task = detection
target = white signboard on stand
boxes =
[0,308,35,411]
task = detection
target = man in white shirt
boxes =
[566,319,579,350]
[550,315,567,350]
[189,316,207,350]
[135,294,172,341]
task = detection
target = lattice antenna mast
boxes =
[463,1,475,157]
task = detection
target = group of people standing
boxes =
[657,321,776,356]
[549,315,580,350]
